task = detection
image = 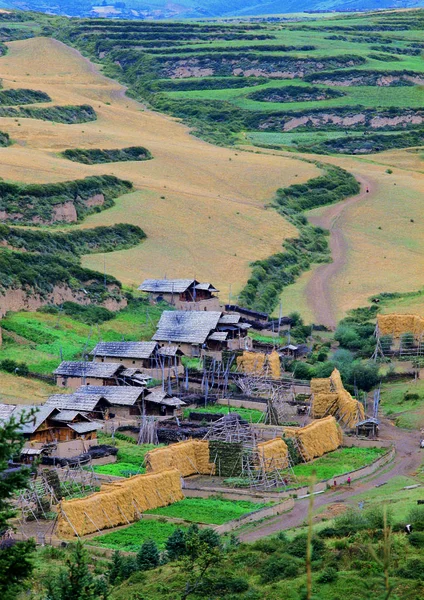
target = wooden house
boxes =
[0,402,103,460]
[90,341,183,379]
[54,361,128,389]
[139,278,221,311]
[76,385,185,418]
[153,310,252,359]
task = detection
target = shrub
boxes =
[396,558,424,580]
[407,506,424,531]
[408,532,424,548]
[403,392,419,401]
[0,359,29,376]
[165,528,187,561]
[136,540,160,571]
[259,553,302,583]
[288,534,325,560]
[317,566,338,584]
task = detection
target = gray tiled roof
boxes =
[51,410,83,422]
[90,341,158,359]
[153,311,222,344]
[219,314,241,324]
[158,345,180,357]
[195,283,219,292]
[68,421,104,434]
[0,403,17,421]
[54,361,123,378]
[139,279,196,293]
[76,386,144,406]
[208,331,228,341]
[45,394,105,412]
[146,389,185,407]
[11,404,57,434]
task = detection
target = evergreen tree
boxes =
[0,410,36,599]
[136,539,160,571]
[46,541,108,600]
[165,527,187,561]
[109,550,123,585]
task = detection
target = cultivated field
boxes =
[0,37,318,299]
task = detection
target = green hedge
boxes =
[0,104,96,123]
[239,164,359,313]
[62,146,152,164]
[247,85,344,103]
[0,174,133,224]
[0,88,51,105]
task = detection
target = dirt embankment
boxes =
[0,285,126,317]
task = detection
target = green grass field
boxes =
[91,520,188,552]
[183,404,265,423]
[92,434,163,478]
[380,379,424,429]
[290,446,387,484]
[145,497,271,525]
[0,300,164,374]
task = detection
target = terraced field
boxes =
[0,9,423,323]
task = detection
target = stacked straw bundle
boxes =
[293,416,343,460]
[311,369,364,427]
[256,438,289,471]
[236,350,281,379]
[57,468,183,538]
[145,439,213,477]
[377,313,424,339]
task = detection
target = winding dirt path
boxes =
[305,174,377,328]
[240,420,421,542]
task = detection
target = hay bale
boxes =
[294,416,343,460]
[311,369,364,428]
[145,439,213,477]
[257,438,288,471]
[268,350,281,380]
[57,468,183,538]
[237,352,266,375]
[377,313,424,339]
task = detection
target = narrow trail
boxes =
[305,174,377,329]
[240,420,421,542]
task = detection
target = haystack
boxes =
[256,438,289,471]
[145,439,213,477]
[57,468,183,538]
[311,369,364,428]
[377,313,424,339]
[236,350,281,380]
[293,416,343,460]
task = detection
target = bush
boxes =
[0,359,29,376]
[404,392,419,401]
[396,558,424,580]
[317,566,338,583]
[407,506,424,531]
[259,553,302,583]
[136,540,160,571]
[287,534,325,560]
[408,532,424,548]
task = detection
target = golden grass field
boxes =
[0,372,61,405]
[0,37,320,299]
[274,150,424,323]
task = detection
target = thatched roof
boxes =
[76,385,144,406]
[54,361,123,378]
[153,310,222,344]
[90,341,158,359]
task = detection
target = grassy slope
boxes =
[380,378,424,429]
[0,36,315,301]
[0,300,163,374]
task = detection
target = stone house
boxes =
[139,278,221,311]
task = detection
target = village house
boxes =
[53,361,150,389]
[76,385,185,418]
[152,310,252,359]
[139,278,221,311]
[0,403,103,461]
[90,341,183,379]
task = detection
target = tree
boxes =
[0,410,36,599]
[180,526,223,600]
[136,539,160,571]
[165,527,187,561]
[45,540,108,600]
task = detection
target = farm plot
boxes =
[91,434,163,478]
[145,497,271,525]
[183,405,265,423]
[91,520,188,552]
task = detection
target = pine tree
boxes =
[109,550,123,585]
[0,409,36,599]
[136,539,160,571]
[165,527,187,561]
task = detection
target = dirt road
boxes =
[305,174,377,328]
[240,421,420,542]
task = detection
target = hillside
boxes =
[3,0,424,19]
